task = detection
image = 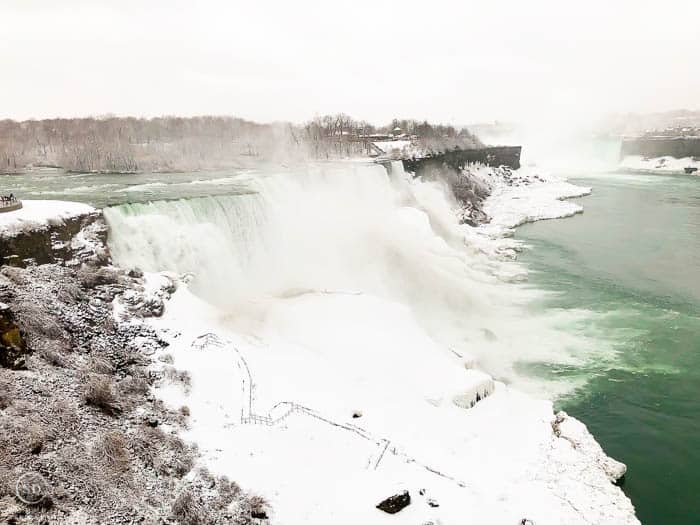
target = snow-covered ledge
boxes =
[0,200,106,267]
[0,200,95,237]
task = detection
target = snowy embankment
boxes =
[0,200,95,237]
[619,154,700,174]
[0,200,107,267]
[109,164,639,525]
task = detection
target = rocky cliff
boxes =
[394,147,522,226]
[0,210,108,267]
[402,146,522,173]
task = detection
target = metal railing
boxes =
[0,197,21,213]
[190,334,468,488]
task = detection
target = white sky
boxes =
[1,0,699,126]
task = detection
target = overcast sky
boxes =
[2,0,698,126]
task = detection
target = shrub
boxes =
[27,423,46,454]
[248,494,269,519]
[83,376,121,415]
[163,367,192,393]
[77,265,120,289]
[96,431,130,471]
[158,353,174,364]
[120,376,150,396]
[14,300,65,340]
[50,400,80,434]
[41,347,69,368]
[216,476,242,507]
[56,281,84,304]
[0,266,28,285]
[172,488,207,525]
[0,380,11,410]
[86,355,114,374]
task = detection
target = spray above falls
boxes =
[104,161,606,397]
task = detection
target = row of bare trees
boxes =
[0,115,483,173]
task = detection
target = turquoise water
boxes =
[516,172,700,524]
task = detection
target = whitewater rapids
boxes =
[105,161,638,524]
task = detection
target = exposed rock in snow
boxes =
[376,490,411,514]
[0,200,106,267]
[0,303,28,369]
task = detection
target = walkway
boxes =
[190,333,469,488]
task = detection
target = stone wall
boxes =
[621,137,700,159]
[402,146,521,174]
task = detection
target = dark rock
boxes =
[251,509,268,519]
[77,266,120,289]
[0,304,29,369]
[403,146,522,173]
[427,498,439,507]
[0,212,106,268]
[128,268,144,278]
[376,490,410,514]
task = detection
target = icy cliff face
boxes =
[104,161,639,524]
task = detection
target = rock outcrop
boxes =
[0,303,28,369]
[376,490,411,514]
[0,210,107,267]
[403,146,522,173]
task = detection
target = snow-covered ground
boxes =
[372,140,413,156]
[109,163,639,524]
[0,199,95,237]
[620,154,700,174]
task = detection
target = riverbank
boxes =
[619,154,700,174]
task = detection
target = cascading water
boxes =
[104,161,606,396]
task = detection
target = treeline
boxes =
[0,116,298,173]
[302,114,482,157]
[0,114,483,173]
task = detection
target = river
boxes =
[516,171,700,524]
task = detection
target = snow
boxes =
[620,154,700,174]
[147,288,637,524]
[110,163,639,524]
[0,199,95,237]
[372,140,412,155]
[483,174,591,234]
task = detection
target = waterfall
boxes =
[104,161,599,395]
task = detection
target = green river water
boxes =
[517,172,700,524]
